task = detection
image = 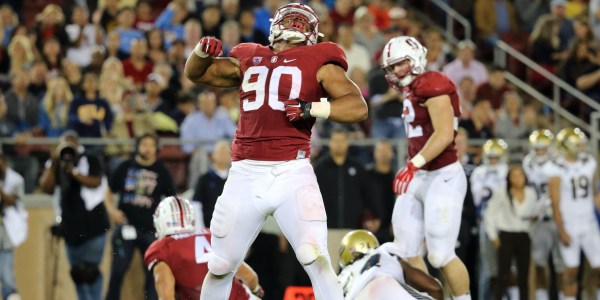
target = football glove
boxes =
[393,162,419,195]
[194,36,223,58]
[283,98,312,122]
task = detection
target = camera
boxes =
[57,143,78,164]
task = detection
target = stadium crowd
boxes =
[0,0,599,299]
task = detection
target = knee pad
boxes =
[296,242,320,266]
[210,197,233,238]
[70,263,100,284]
[207,253,235,276]
[427,250,456,269]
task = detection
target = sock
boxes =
[535,289,548,300]
[200,272,235,300]
[453,293,471,300]
[507,286,519,300]
[303,255,344,300]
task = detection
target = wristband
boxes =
[309,99,331,119]
[193,42,209,58]
[410,154,426,168]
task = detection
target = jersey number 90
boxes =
[241,66,302,112]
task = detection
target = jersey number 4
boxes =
[195,235,213,264]
[241,66,302,112]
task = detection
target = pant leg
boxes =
[495,231,513,300]
[65,241,88,300]
[0,249,17,299]
[478,227,492,300]
[515,232,531,300]
[106,226,136,300]
[137,231,158,300]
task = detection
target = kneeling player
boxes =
[144,196,264,299]
[338,230,443,300]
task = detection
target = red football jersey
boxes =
[228,42,348,161]
[144,229,252,300]
[403,71,460,170]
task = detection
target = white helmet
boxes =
[153,196,196,238]
[381,36,428,89]
[269,3,323,46]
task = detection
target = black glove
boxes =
[283,98,312,122]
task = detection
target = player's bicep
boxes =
[318,64,362,101]
[190,56,241,88]
[425,95,454,137]
[152,262,176,299]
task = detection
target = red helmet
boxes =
[269,3,323,46]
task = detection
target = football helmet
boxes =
[268,3,323,46]
[339,230,380,269]
[556,127,587,158]
[529,129,554,162]
[381,36,428,89]
[153,196,196,238]
[482,138,508,165]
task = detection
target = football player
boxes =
[546,128,600,300]
[382,36,470,299]
[144,196,264,300]
[338,230,443,300]
[470,139,509,300]
[184,3,368,300]
[522,129,564,300]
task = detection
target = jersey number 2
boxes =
[403,100,423,138]
[241,66,302,112]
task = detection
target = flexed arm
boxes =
[184,37,241,88]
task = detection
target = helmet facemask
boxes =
[269,4,322,46]
[383,58,416,90]
[381,36,427,90]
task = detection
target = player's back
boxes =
[144,230,252,300]
[403,71,461,170]
[522,153,552,198]
[338,243,406,299]
[470,163,508,214]
[545,154,597,221]
[228,42,347,161]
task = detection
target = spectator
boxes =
[458,76,477,120]
[99,57,131,113]
[141,73,170,114]
[28,61,49,99]
[443,40,489,86]
[192,140,230,227]
[387,6,411,35]
[529,15,563,88]
[329,0,354,28]
[549,0,575,51]
[122,38,153,89]
[318,15,336,42]
[0,5,18,47]
[62,59,83,94]
[169,92,195,127]
[4,70,38,134]
[155,2,189,49]
[180,91,236,154]
[558,39,594,89]
[239,9,269,45]
[33,4,69,53]
[41,38,63,74]
[104,133,176,300]
[514,0,550,32]
[38,77,73,138]
[7,35,34,74]
[494,92,531,139]
[350,68,369,98]
[105,30,129,60]
[485,164,538,300]
[476,65,512,111]
[254,0,279,36]
[0,94,13,137]
[220,20,241,56]
[94,0,120,32]
[115,7,144,55]
[66,5,103,67]
[560,40,600,116]
[39,131,109,300]
[314,129,381,230]
[183,19,203,57]
[144,29,165,65]
[153,62,178,105]
[68,72,113,140]
[366,140,395,243]
[368,0,394,30]
[0,153,26,300]
[474,0,519,47]
[134,0,155,32]
[424,28,453,71]
[217,88,240,124]
[222,0,241,21]
[337,23,371,75]
[84,46,107,75]
[200,5,222,38]
[353,6,385,62]
[459,99,495,139]
[167,40,186,73]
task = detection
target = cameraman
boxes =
[0,153,26,300]
[105,133,175,300]
[39,130,109,300]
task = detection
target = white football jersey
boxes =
[470,163,509,217]
[544,153,597,221]
[522,153,554,216]
[338,243,406,300]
